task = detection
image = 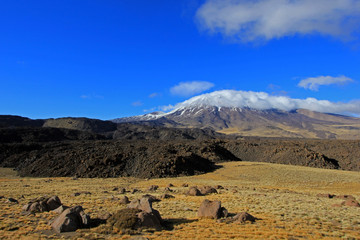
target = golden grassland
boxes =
[1,162,360,239]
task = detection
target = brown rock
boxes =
[51,206,90,233]
[199,186,218,195]
[52,205,69,214]
[234,212,256,223]
[187,187,203,196]
[197,199,227,219]
[118,188,126,194]
[148,185,159,191]
[160,194,175,199]
[119,196,130,204]
[128,197,153,213]
[6,198,18,204]
[22,195,61,213]
[167,183,174,187]
[46,196,62,210]
[164,187,173,192]
[136,211,162,230]
[182,183,189,187]
[142,194,161,203]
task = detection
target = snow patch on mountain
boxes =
[169,90,360,116]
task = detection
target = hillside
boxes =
[114,90,360,139]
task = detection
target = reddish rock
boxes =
[197,199,227,219]
[342,199,360,207]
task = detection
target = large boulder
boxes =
[22,195,62,213]
[124,197,163,230]
[197,199,228,219]
[51,206,90,233]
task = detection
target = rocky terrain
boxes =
[1,162,360,239]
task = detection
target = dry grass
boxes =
[1,162,360,239]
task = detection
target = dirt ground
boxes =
[1,162,360,239]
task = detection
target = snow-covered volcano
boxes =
[113,90,360,139]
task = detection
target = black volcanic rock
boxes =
[43,117,117,134]
[0,115,44,128]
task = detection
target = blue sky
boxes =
[1,0,359,120]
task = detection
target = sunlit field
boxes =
[1,161,360,239]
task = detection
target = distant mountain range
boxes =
[114,90,360,139]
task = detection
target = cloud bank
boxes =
[196,0,360,42]
[298,75,354,91]
[173,90,360,116]
[170,81,214,97]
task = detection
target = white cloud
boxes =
[132,101,143,107]
[159,104,175,112]
[170,81,214,97]
[298,75,354,91]
[149,92,160,98]
[196,0,360,42]
[172,90,360,116]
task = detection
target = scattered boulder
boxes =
[214,185,224,189]
[167,183,174,187]
[148,185,159,191]
[186,187,203,196]
[22,196,61,213]
[141,194,161,203]
[53,205,69,214]
[51,206,90,233]
[119,196,130,204]
[6,198,18,204]
[164,187,173,192]
[160,194,175,199]
[234,212,256,223]
[107,207,162,231]
[112,187,119,191]
[117,196,163,231]
[131,189,140,194]
[197,199,227,219]
[182,183,189,187]
[199,186,218,195]
[118,188,126,194]
[71,191,91,197]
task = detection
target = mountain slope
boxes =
[115,90,360,139]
